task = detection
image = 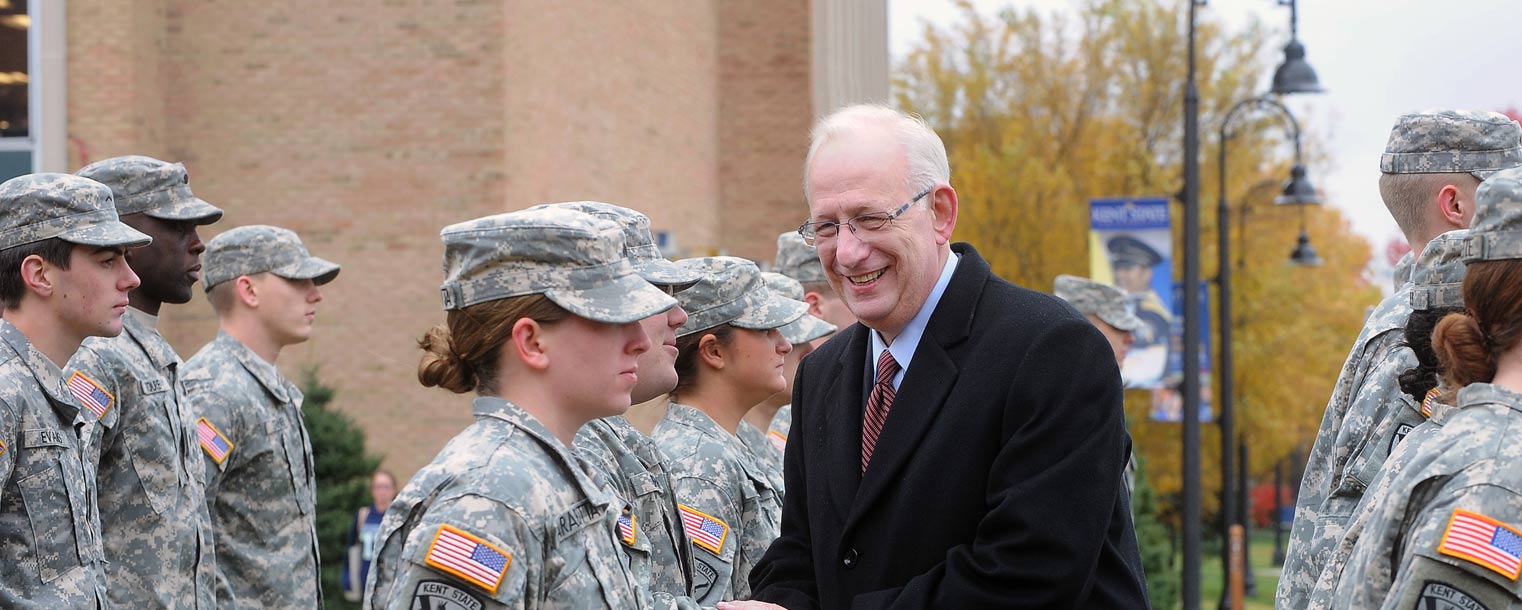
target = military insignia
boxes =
[424,525,512,594]
[66,371,113,418]
[678,504,729,556]
[0,437,6,457]
[1418,581,1491,610]
[1422,388,1441,418]
[1438,509,1522,580]
[196,418,234,464]
[768,429,787,453]
[411,580,485,610]
[1390,423,1414,453]
[691,559,719,599]
[617,510,637,547]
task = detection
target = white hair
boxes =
[803,104,951,201]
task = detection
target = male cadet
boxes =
[184,225,340,609]
[544,201,707,606]
[0,173,151,609]
[1054,274,1143,497]
[68,155,221,609]
[1277,109,1522,608]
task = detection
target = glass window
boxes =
[0,0,25,140]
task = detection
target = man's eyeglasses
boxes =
[797,188,933,246]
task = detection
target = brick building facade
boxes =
[25,0,886,478]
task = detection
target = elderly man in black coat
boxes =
[718,105,1149,610]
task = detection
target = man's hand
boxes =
[716,601,787,610]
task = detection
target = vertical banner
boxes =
[1089,197,1211,422]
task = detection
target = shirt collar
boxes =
[219,331,297,403]
[870,251,959,388]
[0,319,87,421]
[126,306,158,329]
[473,396,611,502]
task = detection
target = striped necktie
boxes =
[861,349,899,473]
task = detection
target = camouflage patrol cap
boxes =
[1463,167,1522,263]
[77,155,223,224]
[532,201,700,288]
[675,257,808,338]
[762,272,837,344]
[1380,110,1522,180]
[0,173,151,250]
[1054,274,1143,332]
[1410,229,1468,310]
[202,225,340,290]
[774,231,828,284]
[438,208,676,324]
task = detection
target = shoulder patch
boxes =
[1419,580,1491,610]
[767,429,787,452]
[678,504,729,556]
[617,510,638,547]
[66,371,113,419]
[1422,388,1440,418]
[412,580,485,610]
[0,437,6,457]
[1438,509,1522,580]
[425,524,512,595]
[196,418,234,464]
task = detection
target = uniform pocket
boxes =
[266,419,314,515]
[125,400,180,514]
[16,455,83,583]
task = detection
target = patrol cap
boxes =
[1380,110,1522,181]
[1410,230,1468,310]
[0,173,151,251]
[1054,274,1143,332]
[774,231,828,284]
[202,225,340,290]
[1107,235,1162,268]
[76,155,224,224]
[531,201,700,288]
[1463,167,1522,263]
[437,208,676,324]
[762,272,836,344]
[675,257,807,338]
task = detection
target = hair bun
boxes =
[416,325,476,394]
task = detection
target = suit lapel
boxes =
[824,324,869,516]
[845,244,988,530]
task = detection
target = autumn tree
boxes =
[895,0,1378,524]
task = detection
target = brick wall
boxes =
[67,0,814,479]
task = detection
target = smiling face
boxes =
[633,302,687,403]
[53,245,141,340]
[807,130,954,341]
[120,213,207,307]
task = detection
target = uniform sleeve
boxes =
[1382,484,1522,610]
[185,376,240,493]
[64,344,126,457]
[749,358,821,610]
[0,398,16,504]
[669,474,742,605]
[372,495,535,610]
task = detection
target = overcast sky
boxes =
[890,0,1522,267]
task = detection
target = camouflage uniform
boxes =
[653,257,804,603]
[0,172,152,609]
[654,402,780,604]
[365,208,679,610]
[735,421,784,499]
[187,225,340,609]
[766,405,791,453]
[540,201,704,602]
[68,155,222,610]
[745,273,835,498]
[1278,110,1522,609]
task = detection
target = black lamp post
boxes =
[1215,95,1321,609]
[1180,1,1205,608]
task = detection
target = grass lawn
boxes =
[1191,528,1282,610]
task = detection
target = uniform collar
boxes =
[218,331,296,403]
[0,319,88,422]
[1457,382,1522,415]
[472,396,609,501]
[122,309,180,369]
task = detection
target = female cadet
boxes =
[652,257,807,605]
[737,272,835,496]
[1324,167,1522,609]
[363,208,678,610]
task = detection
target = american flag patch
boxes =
[425,525,512,594]
[1421,388,1440,418]
[196,418,234,464]
[66,372,113,418]
[1438,509,1522,580]
[767,429,787,453]
[617,511,637,547]
[679,504,728,556]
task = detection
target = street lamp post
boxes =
[1215,95,1321,609]
[1181,1,1205,608]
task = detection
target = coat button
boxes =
[842,548,859,569]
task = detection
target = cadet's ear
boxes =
[234,276,259,308]
[803,292,826,318]
[19,254,55,298]
[697,332,725,371]
[511,318,550,371]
